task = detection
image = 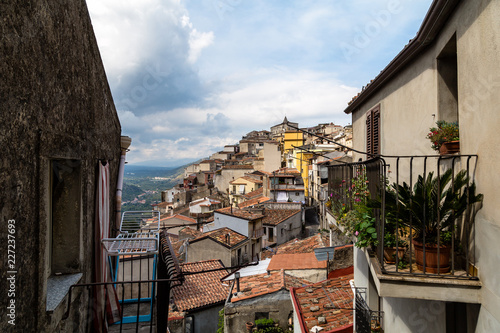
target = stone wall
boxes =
[0,0,121,331]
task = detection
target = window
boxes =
[437,34,458,122]
[255,312,269,321]
[366,105,380,156]
[50,159,82,275]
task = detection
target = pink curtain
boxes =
[93,161,121,332]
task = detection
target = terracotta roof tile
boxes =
[229,176,263,185]
[172,260,229,312]
[161,214,197,224]
[291,274,354,332]
[178,226,203,239]
[267,253,326,270]
[231,269,311,302]
[261,233,329,259]
[216,207,264,220]
[262,209,301,226]
[222,165,254,170]
[238,196,270,208]
[190,227,248,248]
[243,187,264,199]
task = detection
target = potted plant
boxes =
[383,169,482,273]
[382,228,406,264]
[427,120,460,155]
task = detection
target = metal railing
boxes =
[64,232,184,333]
[251,227,265,239]
[328,155,480,279]
[355,288,383,333]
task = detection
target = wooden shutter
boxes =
[366,112,373,155]
[373,108,380,155]
[366,105,380,157]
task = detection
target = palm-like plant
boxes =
[383,169,483,244]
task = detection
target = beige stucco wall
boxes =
[350,0,500,330]
[187,238,232,267]
[261,142,282,172]
[215,168,254,194]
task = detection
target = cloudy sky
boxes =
[87,0,432,167]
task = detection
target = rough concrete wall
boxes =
[187,238,231,267]
[274,213,302,246]
[0,0,121,331]
[284,269,326,284]
[381,298,446,333]
[225,291,293,333]
[192,305,223,333]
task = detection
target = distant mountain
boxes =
[122,183,145,202]
[124,165,176,178]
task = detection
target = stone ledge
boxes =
[46,273,83,312]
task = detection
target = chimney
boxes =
[235,272,240,292]
[226,233,231,245]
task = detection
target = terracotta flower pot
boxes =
[246,322,254,331]
[439,140,460,155]
[383,247,405,264]
[413,239,451,273]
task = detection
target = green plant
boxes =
[256,326,285,333]
[427,120,459,151]
[216,309,224,333]
[383,169,483,244]
[255,318,275,328]
[352,211,379,248]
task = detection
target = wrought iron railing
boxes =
[328,155,480,279]
[251,227,265,239]
[355,288,383,333]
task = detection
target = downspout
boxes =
[116,136,132,231]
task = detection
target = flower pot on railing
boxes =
[413,239,451,273]
[383,247,405,264]
[439,140,460,155]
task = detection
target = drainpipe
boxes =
[116,136,132,231]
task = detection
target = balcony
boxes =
[327,155,482,303]
[272,183,304,190]
[251,227,265,239]
[63,232,184,333]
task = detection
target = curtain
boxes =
[93,161,121,332]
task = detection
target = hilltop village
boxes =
[4,0,500,332]
[151,117,355,332]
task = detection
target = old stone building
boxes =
[1,0,122,331]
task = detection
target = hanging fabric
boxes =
[93,161,121,332]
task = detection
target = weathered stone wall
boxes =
[225,291,293,333]
[0,0,121,331]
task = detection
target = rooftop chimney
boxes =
[235,272,240,292]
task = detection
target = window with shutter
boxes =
[366,105,380,157]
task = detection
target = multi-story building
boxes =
[332,0,500,331]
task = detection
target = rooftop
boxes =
[291,274,354,332]
[229,176,263,185]
[161,214,196,224]
[215,207,264,221]
[262,209,301,226]
[238,196,270,208]
[172,260,229,312]
[231,269,311,303]
[267,253,327,271]
[243,187,264,200]
[190,227,248,248]
[222,165,254,170]
[261,232,330,259]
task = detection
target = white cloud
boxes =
[88,0,433,166]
